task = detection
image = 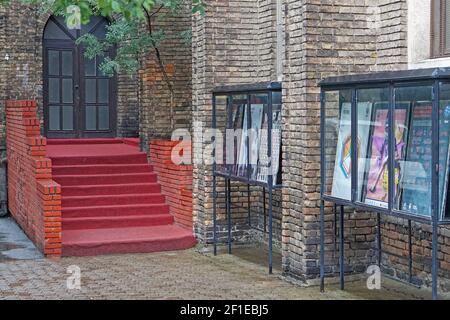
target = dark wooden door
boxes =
[43,16,116,138]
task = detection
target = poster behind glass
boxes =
[399,101,432,216]
[214,95,228,174]
[256,96,282,185]
[229,96,246,176]
[331,102,373,201]
[362,103,409,208]
[440,83,450,220]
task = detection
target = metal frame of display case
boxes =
[319,68,450,300]
[212,82,282,274]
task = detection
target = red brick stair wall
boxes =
[6,100,62,256]
[149,140,193,229]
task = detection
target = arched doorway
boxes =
[43,16,116,138]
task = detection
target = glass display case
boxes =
[319,68,450,300]
[211,82,282,275]
[213,82,282,187]
[321,69,450,222]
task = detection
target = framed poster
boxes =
[249,104,265,180]
[439,101,450,219]
[331,102,373,200]
[256,113,269,183]
[255,108,282,185]
[219,102,242,174]
[231,103,245,175]
[399,102,432,216]
[236,105,248,176]
[269,108,282,185]
[363,103,409,208]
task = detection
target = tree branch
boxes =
[143,5,174,94]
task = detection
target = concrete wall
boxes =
[407,0,450,69]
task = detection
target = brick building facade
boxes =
[192,0,450,293]
[1,0,450,294]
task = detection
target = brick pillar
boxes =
[6,100,61,256]
[149,139,193,229]
[281,0,388,284]
[192,0,279,245]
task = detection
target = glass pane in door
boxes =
[86,106,97,130]
[62,106,74,131]
[49,106,60,131]
[84,54,111,132]
[46,48,75,134]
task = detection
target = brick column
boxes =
[281,0,390,284]
[6,100,61,256]
[149,140,193,229]
[191,0,279,245]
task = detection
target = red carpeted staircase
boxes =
[47,138,197,257]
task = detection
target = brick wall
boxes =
[117,73,140,137]
[139,1,193,149]
[0,3,141,220]
[376,0,408,70]
[192,0,282,245]
[149,140,193,229]
[0,7,7,214]
[0,6,7,127]
[281,0,450,291]
[281,0,384,284]
[6,100,61,256]
[0,2,140,138]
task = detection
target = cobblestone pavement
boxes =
[0,245,441,300]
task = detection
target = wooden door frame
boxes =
[43,16,117,139]
[78,44,118,139]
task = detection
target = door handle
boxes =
[75,85,79,90]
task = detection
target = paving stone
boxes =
[0,247,442,300]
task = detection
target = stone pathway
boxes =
[0,245,440,300]
[0,216,443,300]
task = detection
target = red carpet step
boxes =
[47,139,196,257]
[61,183,162,196]
[63,225,197,257]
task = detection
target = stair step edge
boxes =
[63,234,195,246]
[63,213,173,221]
[63,203,169,210]
[62,193,165,199]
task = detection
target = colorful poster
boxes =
[399,103,432,216]
[331,102,373,201]
[364,106,408,208]
[398,101,450,217]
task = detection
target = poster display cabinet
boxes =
[212,82,282,274]
[319,68,450,300]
